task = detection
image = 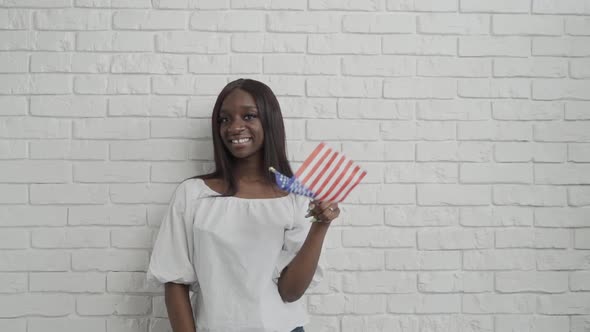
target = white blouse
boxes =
[147,178,324,332]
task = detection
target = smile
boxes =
[230,138,252,144]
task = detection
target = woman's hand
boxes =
[306,200,340,223]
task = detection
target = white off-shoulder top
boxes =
[147,178,323,332]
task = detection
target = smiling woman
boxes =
[147,79,340,332]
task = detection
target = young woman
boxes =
[147,78,340,332]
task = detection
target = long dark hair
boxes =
[193,78,293,196]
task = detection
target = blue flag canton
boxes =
[273,171,316,198]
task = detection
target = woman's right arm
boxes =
[165,283,196,332]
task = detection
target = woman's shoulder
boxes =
[175,176,211,199]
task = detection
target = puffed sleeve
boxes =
[147,181,198,285]
[272,195,325,288]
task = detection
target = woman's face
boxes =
[218,88,265,160]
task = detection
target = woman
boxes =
[147,78,340,332]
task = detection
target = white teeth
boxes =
[231,138,251,144]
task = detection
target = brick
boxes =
[460,36,529,56]
[388,0,458,12]
[307,78,382,97]
[188,55,228,74]
[231,0,303,9]
[463,294,535,313]
[387,294,460,313]
[342,142,414,161]
[494,58,567,78]
[309,35,380,55]
[309,0,383,10]
[0,52,28,72]
[151,162,211,183]
[418,100,490,120]
[35,9,110,30]
[31,184,108,204]
[266,13,337,33]
[28,318,105,332]
[418,57,490,77]
[572,316,590,332]
[71,53,111,73]
[111,228,154,249]
[533,79,590,100]
[493,185,566,206]
[72,250,149,272]
[536,122,590,142]
[536,250,590,270]
[188,141,215,160]
[461,163,532,184]
[0,161,70,183]
[533,0,590,14]
[385,162,457,183]
[0,294,73,317]
[343,14,415,33]
[458,78,529,98]
[151,118,210,138]
[0,273,27,293]
[32,228,109,248]
[566,17,590,35]
[107,272,160,293]
[418,13,489,34]
[279,97,336,119]
[264,55,339,75]
[77,32,154,52]
[113,10,187,30]
[418,272,493,293]
[386,206,457,226]
[463,249,535,270]
[458,121,532,141]
[571,59,590,78]
[342,228,414,248]
[493,15,563,35]
[496,316,569,332]
[418,228,493,250]
[111,54,186,74]
[571,271,590,290]
[107,318,149,332]
[0,251,69,272]
[569,144,590,162]
[343,56,415,77]
[30,96,106,117]
[566,102,590,120]
[69,206,146,226]
[535,208,589,227]
[110,183,176,203]
[575,229,590,249]
[30,52,72,72]
[537,294,590,314]
[496,271,568,293]
[384,78,456,99]
[569,187,590,206]
[0,140,26,159]
[110,140,186,161]
[77,295,151,315]
[32,31,75,51]
[30,140,107,160]
[386,250,461,270]
[349,183,416,204]
[73,162,149,183]
[0,229,28,249]
[536,164,590,184]
[336,96,413,120]
[190,11,263,31]
[0,97,27,115]
[383,35,456,55]
[533,37,590,56]
[0,184,27,204]
[461,0,529,13]
[74,75,149,94]
[494,142,566,162]
[323,250,384,271]
[232,33,305,53]
[418,184,490,206]
[0,74,72,94]
[0,31,29,50]
[417,141,492,162]
[0,9,30,29]
[0,206,66,227]
[74,118,148,139]
[230,54,261,74]
[386,120,452,141]
[460,207,533,227]
[78,0,151,7]
[0,0,71,7]
[30,272,105,293]
[153,75,226,95]
[493,101,563,120]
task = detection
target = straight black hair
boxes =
[193,78,293,196]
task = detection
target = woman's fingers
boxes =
[307,200,340,223]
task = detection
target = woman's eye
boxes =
[244,114,257,120]
[217,117,228,124]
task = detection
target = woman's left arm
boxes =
[277,201,339,303]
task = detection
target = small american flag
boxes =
[271,142,367,203]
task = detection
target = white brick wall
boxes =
[0,1,589,331]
